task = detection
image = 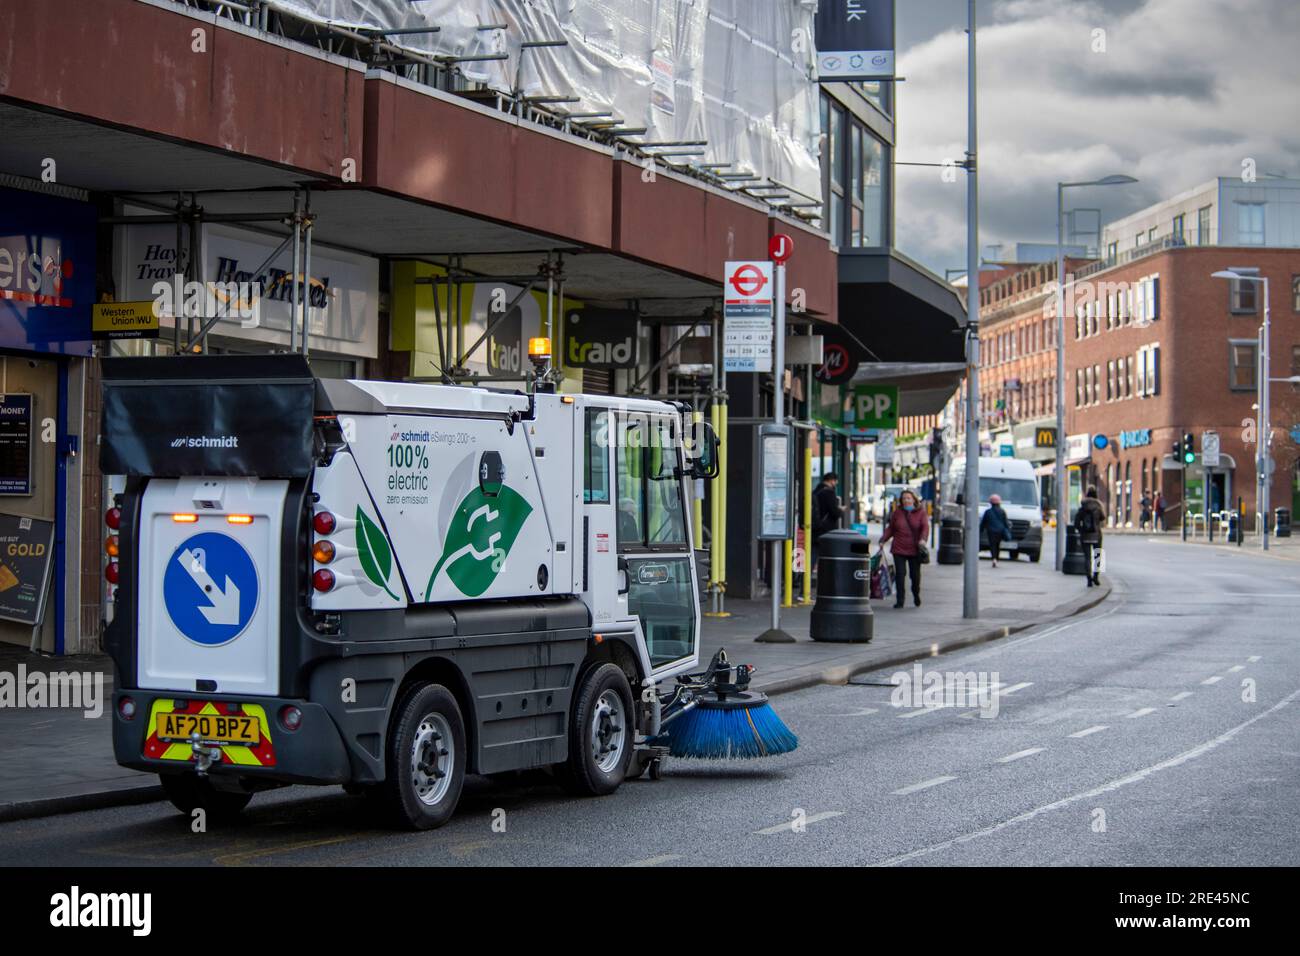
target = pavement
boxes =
[0,537,1106,824]
[1,536,1294,867]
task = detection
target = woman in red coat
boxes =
[879,489,930,608]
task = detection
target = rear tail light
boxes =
[226,514,254,525]
[105,506,120,530]
[311,540,336,564]
[105,561,119,585]
[312,569,336,592]
[312,511,336,535]
[279,705,304,731]
[172,513,198,523]
[118,697,136,720]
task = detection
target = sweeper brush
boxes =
[656,650,798,759]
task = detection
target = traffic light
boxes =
[1173,438,1183,462]
[1182,431,1196,465]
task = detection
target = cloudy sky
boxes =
[891,0,1300,276]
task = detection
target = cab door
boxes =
[611,411,699,675]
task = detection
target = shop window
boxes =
[1235,202,1265,245]
[1229,339,1258,391]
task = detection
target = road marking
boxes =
[626,854,683,867]
[1227,665,1245,673]
[897,706,950,719]
[824,707,880,717]
[1169,692,1194,702]
[1127,707,1157,719]
[1201,676,1222,685]
[874,686,1300,866]
[1068,725,1108,738]
[214,835,359,866]
[754,811,844,835]
[997,747,1045,763]
[997,682,1033,696]
[892,775,957,796]
[1248,655,1262,662]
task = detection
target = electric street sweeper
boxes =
[101,354,795,829]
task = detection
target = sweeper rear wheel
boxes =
[557,663,634,796]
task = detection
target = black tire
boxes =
[1028,549,1042,563]
[557,663,634,797]
[379,682,466,830]
[158,773,252,823]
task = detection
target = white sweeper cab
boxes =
[102,355,794,829]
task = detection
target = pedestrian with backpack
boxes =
[980,493,1012,567]
[1074,487,1106,587]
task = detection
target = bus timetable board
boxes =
[0,395,33,496]
[0,512,56,625]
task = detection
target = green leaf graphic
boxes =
[424,486,533,600]
[356,506,399,601]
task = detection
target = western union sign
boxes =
[92,301,160,340]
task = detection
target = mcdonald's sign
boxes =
[1034,427,1057,449]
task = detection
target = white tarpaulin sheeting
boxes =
[269,0,823,205]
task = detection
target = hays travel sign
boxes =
[116,213,378,358]
[0,188,95,356]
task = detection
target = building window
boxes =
[1094,365,1102,403]
[1292,275,1300,312]
[1235,202,1265,245]
[1107,360,1115,401]
[1107,240,1118,263]
[1076,370,1083,408]
[1229,339,1258,391]
[1135,231,1145,247]
[1228,267,1259,313]
[1292,345,1300,391]
[1117,356,1127,398]
[1172,213,1185,244]
[1197,205,1212,245]
[1148,226,1157,243]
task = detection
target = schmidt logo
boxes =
[171,435,239,448]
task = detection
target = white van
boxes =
[944,457,1044,562]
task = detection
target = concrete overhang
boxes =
[850,361,966,417]
[837,250,967,363]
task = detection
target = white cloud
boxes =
[894,0,1300,275]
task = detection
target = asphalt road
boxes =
[2,536,1297,867]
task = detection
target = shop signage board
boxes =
[1066,433,1091,461]
[115,211,379,358]
[1119,428,1152,451]
[0,512,56,625]
[814,0,895,80]
[0,187,95,356]
[0,395,32,496]
[723,261,774,373]
[563,308,638,369]
[848,384,899,430]
[92,301,160,341]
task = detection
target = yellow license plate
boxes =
[158,711,260,745]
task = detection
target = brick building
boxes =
[1062,245,1300,529]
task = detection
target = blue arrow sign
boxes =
[163,532,259,646]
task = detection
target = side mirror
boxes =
[689,422,720,480]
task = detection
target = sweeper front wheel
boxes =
[557,663,634,796]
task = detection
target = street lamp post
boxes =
[1213,270,1271,550]
[1054,174,1137,570]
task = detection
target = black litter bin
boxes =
[1276,508,1292,538]
[1227,512,1240,543]
[938,517,964,564]
[1062,525,1089,575]
[810,530,874,643]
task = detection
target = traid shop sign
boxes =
[564,308,638,369]
[391,262,585,383]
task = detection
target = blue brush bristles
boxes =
[664,701,798,759]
